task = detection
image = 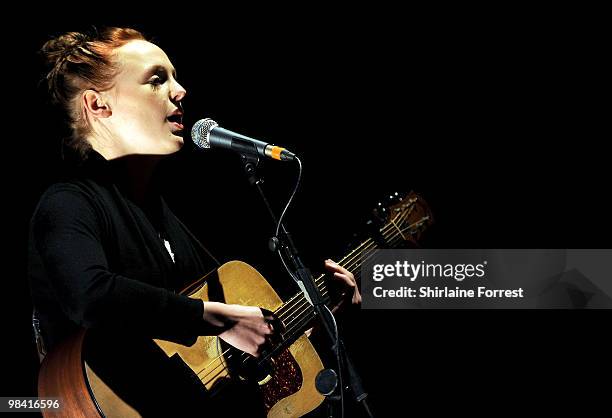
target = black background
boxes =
[3,5,610,416]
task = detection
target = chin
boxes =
[169,133,185,149]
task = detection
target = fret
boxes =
[270,192,432,354]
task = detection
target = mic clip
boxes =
[268,236,280,252]
[240,153,263,186]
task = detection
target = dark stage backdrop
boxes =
[4,8,609,416]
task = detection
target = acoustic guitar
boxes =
[37,191,433,417]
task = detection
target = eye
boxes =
[149,73,167,87]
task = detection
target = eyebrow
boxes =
[144,64,177,80]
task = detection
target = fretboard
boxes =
[266,210,430,358]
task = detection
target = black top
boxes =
[28,151,219,351]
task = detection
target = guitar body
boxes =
[38,191,433,417]
[39,261,324,417]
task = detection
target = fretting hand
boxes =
[324,259,362,308]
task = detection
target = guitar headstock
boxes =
[372,191,434,248]
[321,190,435,306]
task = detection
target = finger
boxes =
[262,308,286,335]
[324,259,342,271]
[324,259,344,273]
[326,260,354,278]
[327,262,356,286]
[260,307,275,321]
[261,335,274,354]
[334,272,356,288]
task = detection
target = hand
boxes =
[305,260,362,338]
[324,259,362,306]
[203,302,275,357]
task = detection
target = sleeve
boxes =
[32,185,209,345]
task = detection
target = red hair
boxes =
[41,27,147,157]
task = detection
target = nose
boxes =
[171,79,187,102]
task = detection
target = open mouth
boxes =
[166,114,184,132]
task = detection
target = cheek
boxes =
[113,87,169,131]
[129,94,166,123]
[149,91,170,120]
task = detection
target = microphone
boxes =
[191,118,295,161]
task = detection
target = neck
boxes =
[86,135,166,205]
[111,155,163,206]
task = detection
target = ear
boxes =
[83,89,112,119]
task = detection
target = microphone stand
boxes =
[239,152,374,418]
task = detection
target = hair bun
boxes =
[41,32,91,68]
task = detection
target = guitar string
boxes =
[336,200,419,269]
[193,227,390,381]
[337,219,429,281]
[196,238,388,383]
[272,210,428,336]
[255,216,426,360]
[195,209,429,384]
[239,222,418,370]
[248,215,432,369]
[246,225,416,371]
[196,290,327,383]
[193,278,331,379]
[194,282,330,380]
[196,308,320,386]
[198,299,322,386]
[341,202,429,275]
[195,214,426,384]
[340,217,429,275]
[197,215,426,385]
[193,233,386,380]
[197,235,409,387]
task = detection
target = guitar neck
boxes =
[262,194,432,360]
[282,207,431,312]
[274,221,413,339]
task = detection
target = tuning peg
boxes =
[386,192,402,205]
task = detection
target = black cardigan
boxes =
[28,152,219,351]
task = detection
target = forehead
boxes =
[114,40,174,75]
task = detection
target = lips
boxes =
[168,120,184,132]
[166,110,184,133]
